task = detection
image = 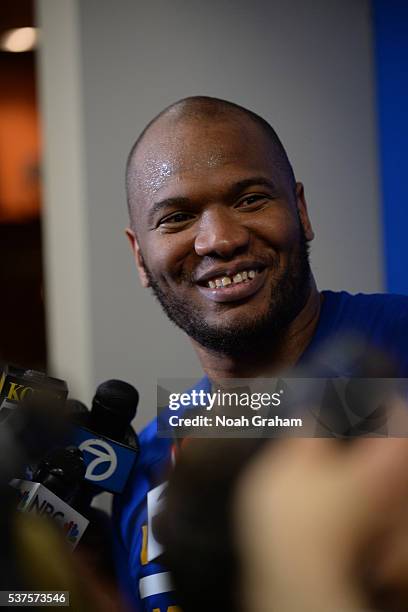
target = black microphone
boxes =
[65,398,88,417]
[11,447,89,550]
[88,379,139,442]
[32,447,86,505]
[0,365,70,480]
[68,380,140,496]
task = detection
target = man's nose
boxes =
[194,206,250,258]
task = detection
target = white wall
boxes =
[36,0,382,429]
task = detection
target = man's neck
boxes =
[192,281,322,382]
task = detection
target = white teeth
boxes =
[233,273,242,284]
[221,276,232,286]
[208,280,216,289]
[242,271,248,280]
[215,279,222,288]
[248,270,256,279]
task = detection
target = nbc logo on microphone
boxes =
[63,521,80,544]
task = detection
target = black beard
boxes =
[144,229,312,358]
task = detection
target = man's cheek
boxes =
[149,238,182,271]
[256,211,299,246]
[142,250,172,279]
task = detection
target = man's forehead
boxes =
[130,117,276,198]
[136,147,241,197]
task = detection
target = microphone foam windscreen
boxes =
[93,379,139,424]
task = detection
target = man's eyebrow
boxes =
[147,197,191,225]
[227,176,278,198]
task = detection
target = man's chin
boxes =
[182,314,285,356]
[201,311,269,335]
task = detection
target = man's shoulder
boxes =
[317,290,408,375]
[323,289,408,309]
[322,290,408,327]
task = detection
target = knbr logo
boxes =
[79,438,118,481]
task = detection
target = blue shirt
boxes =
[113,291,408,611]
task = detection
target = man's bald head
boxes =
[125,96,296,228]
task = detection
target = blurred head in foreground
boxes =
[156,438,265,611]
[157,426,408,612]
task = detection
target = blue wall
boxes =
[373,0,408,294]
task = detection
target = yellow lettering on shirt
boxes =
[141,524,148,565]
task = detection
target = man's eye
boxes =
[238,194,268,207]
[158,212,194,226]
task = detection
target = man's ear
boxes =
[295,182,314,241]
[125,228,150,288]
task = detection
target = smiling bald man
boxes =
[125,97,319,379]
[114,96,408,611]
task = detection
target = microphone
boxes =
[68,380,140,495]
[0,364,68,423]
[65,383,140,580]
[65,398,88,417]
[0,388,71,483]
[88,379,138,442]
[11,447,89,550]
[32,447,86,504]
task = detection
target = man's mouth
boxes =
[205,269,258,288]
[195,267,267,303]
